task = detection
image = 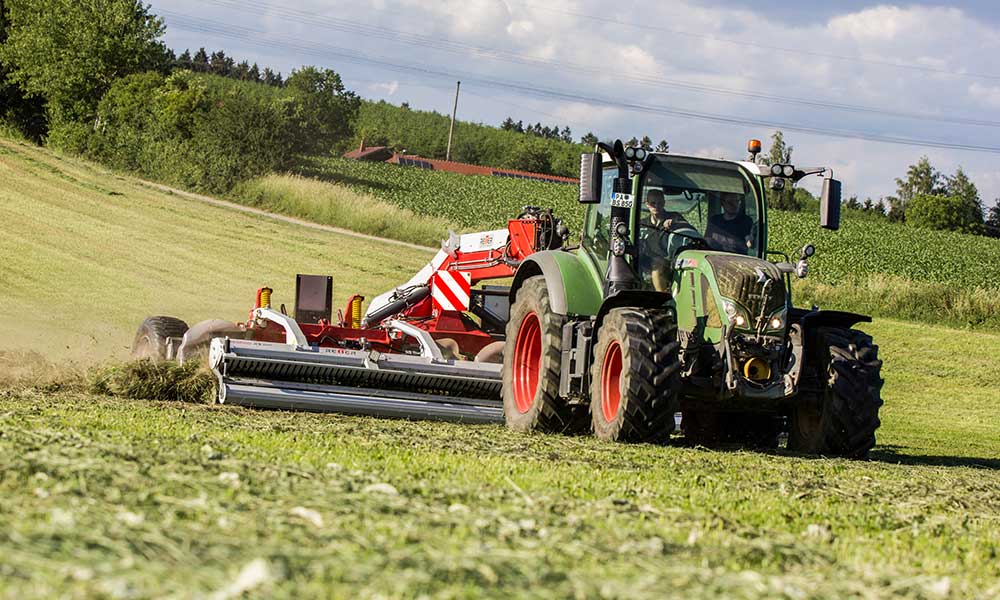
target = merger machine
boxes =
[134,139,883,457]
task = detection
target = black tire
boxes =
[589,308,681,443]
[131,316,189,361]
[502,277,588,433]
[787,327,883,459]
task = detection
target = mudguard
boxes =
[792,308,873,378]
[792,308,872,332]
[510,250,603,317]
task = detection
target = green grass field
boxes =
[2,138,999,598]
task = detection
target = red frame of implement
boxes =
[242,216,545,357]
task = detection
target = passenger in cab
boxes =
[705,192,754,254]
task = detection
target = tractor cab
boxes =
[579,141,840,298]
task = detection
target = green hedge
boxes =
[51,69,358,193]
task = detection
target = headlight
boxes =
[723,300,751,330]
[770,164,783,176]
[634,148,647,161]
[768,309,788,331]
[782,165,795,177]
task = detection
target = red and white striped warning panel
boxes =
[431,270,471,312]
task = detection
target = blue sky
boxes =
[151,0,1000,209]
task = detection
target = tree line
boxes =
[173,48,285,87]
[755,131,998,236]
[355,102,590,177]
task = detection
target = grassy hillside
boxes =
[1,133,999,598]
[3,318,999,598]
[0,138,432,363]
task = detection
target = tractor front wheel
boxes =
[131,316,189,361]
[502,276,587,433]
[787,327,883,459]
[589,308,681,443]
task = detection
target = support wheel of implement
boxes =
[590,308,681,443]
[787,327,883,459]
[131,316,189,361]
[502,276,588,433]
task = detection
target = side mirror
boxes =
[579,152,602,204]
[820,178,841,230]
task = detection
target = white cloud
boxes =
[369,80,400,96]
[506,20,534,37]
[969,82,1000,110]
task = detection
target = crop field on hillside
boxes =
[299,156,1000,290]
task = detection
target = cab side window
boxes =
[583,167,617,258]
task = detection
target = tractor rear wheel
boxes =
[787,327,883,459]
[589,308,681,443]
[502,276,587,433]
[131,316,189,361]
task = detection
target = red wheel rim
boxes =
[601,341,623,422]
[512,312,542,414]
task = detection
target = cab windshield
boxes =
[636,157,760,290]
[638,157,760,256]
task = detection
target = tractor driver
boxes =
[705,191,754,254]
[640,188,691,292]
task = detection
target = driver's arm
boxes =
[663,212,692,231]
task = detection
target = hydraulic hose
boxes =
[361,285,431,328]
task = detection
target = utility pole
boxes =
[446,81,461,162]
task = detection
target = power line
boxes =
[180,0,1000,129]
[510,0,1000,82]
[160,12,1000,154]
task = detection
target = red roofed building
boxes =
[343,141,576,186]
[342,140,394,162]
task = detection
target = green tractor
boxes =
[502,139,883,458]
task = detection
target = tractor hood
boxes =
[672,251,787,341]
[702,253,786,319]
